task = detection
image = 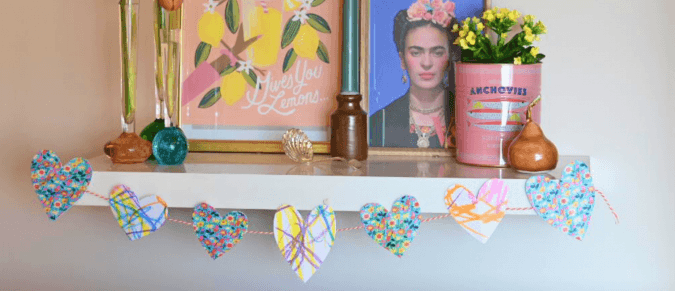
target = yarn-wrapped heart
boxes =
[109,185,168,241]
[192,203,248,260]
[445,179,508,243]
[30,150,92,220]
[274,204,336,282]
[360,196,421,257]
[526,160,595,240]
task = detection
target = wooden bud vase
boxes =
[330,94,368,161]
[507,96,558,172]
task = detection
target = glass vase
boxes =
[140,0,173,159]
[105,0,152,164]
[152,5,188,166]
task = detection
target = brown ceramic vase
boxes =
[330,94,368,161]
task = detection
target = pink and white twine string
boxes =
[86,188,619,235]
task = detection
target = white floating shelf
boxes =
[81,153,589,215]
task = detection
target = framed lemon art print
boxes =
[179,0,342,153]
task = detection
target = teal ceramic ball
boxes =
[152,127,188,165]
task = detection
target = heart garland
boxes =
[360,196,421,257]
[526,160,596,240]
[30,150,92,220]
[445,179,509,243]
[109,185,168,241]
[192,203,248,260]
[274,204,336,282]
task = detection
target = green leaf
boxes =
[198,88,221,108]
[316,41,329,64]
[311,0,326,6]
[225,0,240,33]
[241,70,259,88]
[281,19,301,48]
[220,65,236,76]
[306,14,331,33]
[195,42,212,68]
[536,53,546,63]
[282,48,298,73]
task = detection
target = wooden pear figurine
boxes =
[507,96,558,173]
[159,0,183,11]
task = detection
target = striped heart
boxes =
[109,185,168,241]
[31,150,92,221]
[192,203,248,260]
[274,204,336,282]
[445,179,509,243]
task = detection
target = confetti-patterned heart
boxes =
[274,204,336,282]
[445,179,508,243]
[109,185,168,241]
[192,203,248,260]
[30,150,92,221]
[526,160,595,240]
[360,196,421,257]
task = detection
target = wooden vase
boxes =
[330,94,368,161]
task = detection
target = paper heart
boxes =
[192,203,248,260]
[360,196,421,257]
[31,150,92,220]
[274,204,336,282]
[445,179,508,243]
[109,185,168,241]
[526,160,595,240]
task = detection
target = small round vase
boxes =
[152,127,188,165]
[140,118,166,160]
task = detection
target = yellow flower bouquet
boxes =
[451,7,547,64]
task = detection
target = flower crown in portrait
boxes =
[407,0,456,28]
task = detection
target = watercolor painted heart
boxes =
[445,179,509,243]
[192,203,248,260]
[31,150,92,221]
[274,204,336,282]
[526,160,595,240]
[109,185,168,241]
[360,195,421,257]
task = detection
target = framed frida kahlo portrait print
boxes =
[362,0,489,155]
[179,0,341,153]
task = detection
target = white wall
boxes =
[1,0,673,289]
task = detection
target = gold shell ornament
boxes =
[282,129,364,175]
[282,129,314,163]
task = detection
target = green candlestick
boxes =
[341,0,359,93]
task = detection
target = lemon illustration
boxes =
[220,72,248,105]
[246,6,282,67]
[198,12,225,47]
[292,24,319,60]
[284,0,302,11]
[473,101,484,109]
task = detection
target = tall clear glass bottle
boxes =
[153,5,188,165]
[105,0,152,164]
[140,0,172,159]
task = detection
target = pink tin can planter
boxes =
[454,62,542,167]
